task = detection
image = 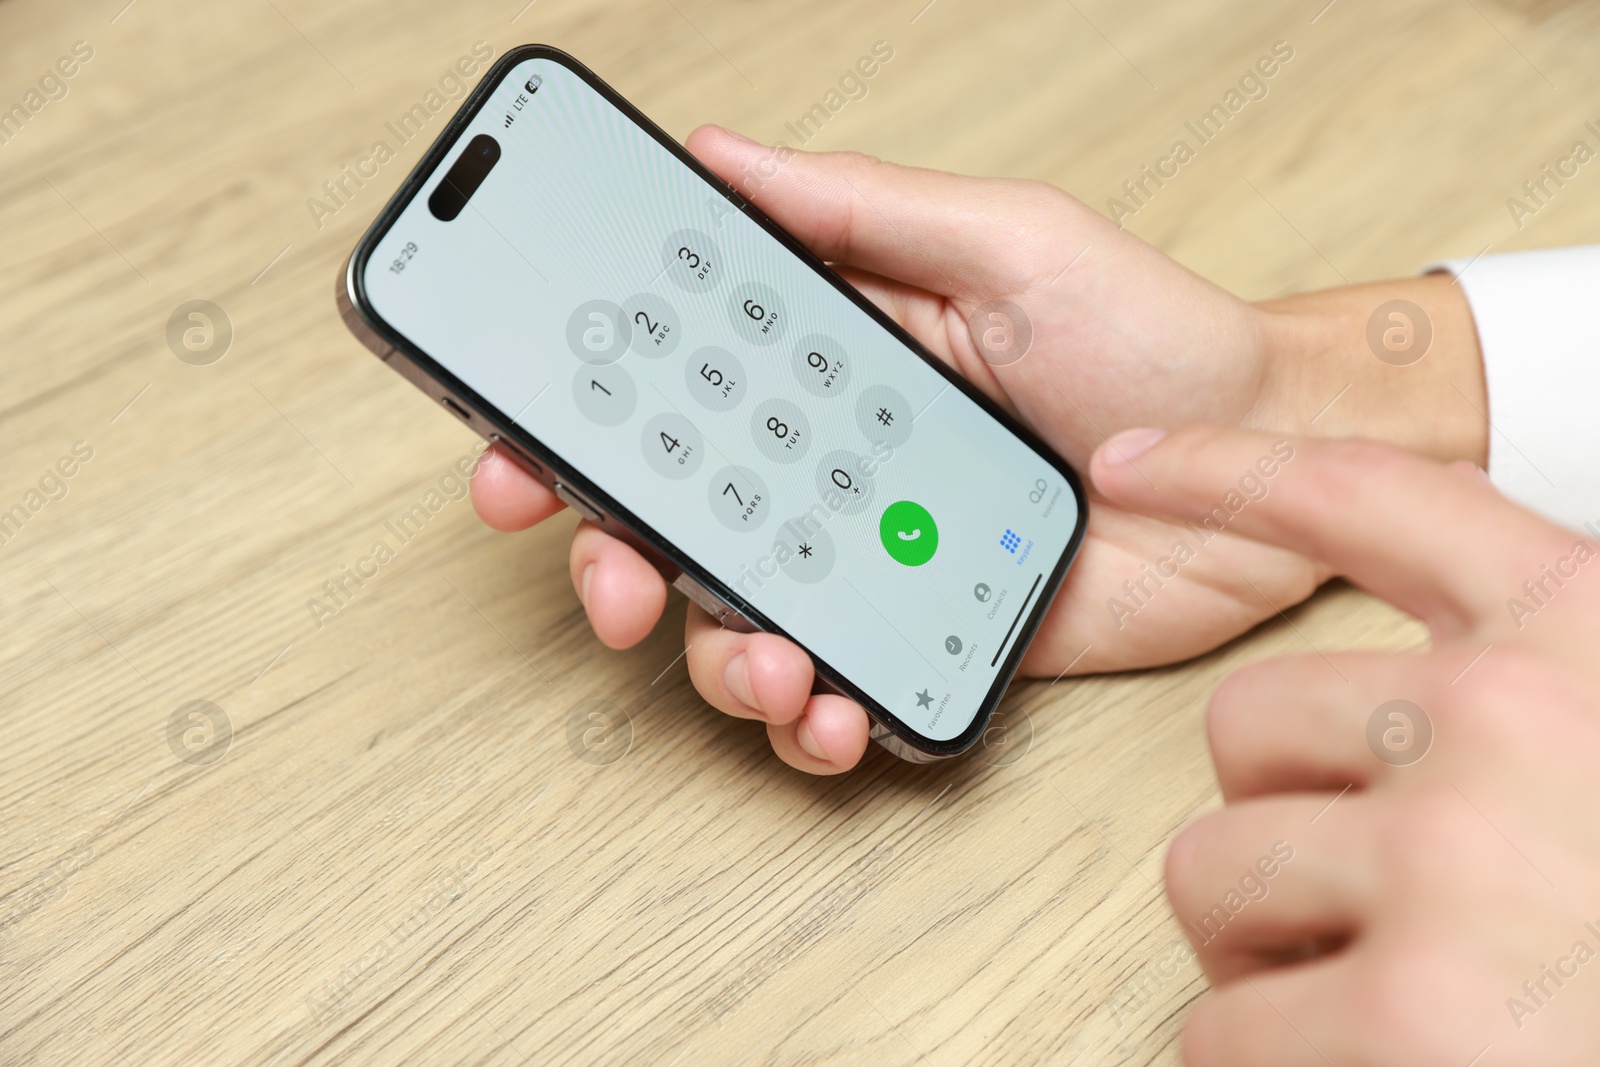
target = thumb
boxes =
[1088,425,1583,641]
[685,124,1110,299]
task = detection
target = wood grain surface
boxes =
[2,0,1597,1063]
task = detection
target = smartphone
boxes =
[338,45,1088,762]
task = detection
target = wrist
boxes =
[1247,275,1489,467]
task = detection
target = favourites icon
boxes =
[1000,529,1021,553]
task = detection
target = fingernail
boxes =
[1103,428,1166,465]
[579,563,594,606]
[796,717,828,762]
[720,127,759,145]
[724,652,759,712]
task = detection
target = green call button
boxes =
[879,500,938,566]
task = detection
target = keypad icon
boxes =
[1000,529,1021,554]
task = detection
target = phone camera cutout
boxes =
[428,134,501,221]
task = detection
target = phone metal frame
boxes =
[337,43,1089,762]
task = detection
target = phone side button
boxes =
[671,573,757,634]
[553,482,605,524]
[488,433,546,478]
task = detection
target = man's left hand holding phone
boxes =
[465,116,1332,774]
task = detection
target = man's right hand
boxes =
[1093,424,1600,1066]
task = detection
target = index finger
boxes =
[1089,426,1584,640]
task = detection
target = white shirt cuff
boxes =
[1428,246,1600,532]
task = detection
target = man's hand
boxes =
[474,125,1487,773]
[1091,425,1600,1066]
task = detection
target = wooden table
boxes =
[3,0,1596,1062]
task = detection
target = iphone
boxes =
[338,45,1088,761]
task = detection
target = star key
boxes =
[797,542,813,558]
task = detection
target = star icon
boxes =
[797,542,813,558]
[915,689,934,709]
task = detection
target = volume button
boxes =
[488,433,545,477]
[553,482,605,523]
[671,573,756,633]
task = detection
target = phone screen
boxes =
[358,51,1084,746]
